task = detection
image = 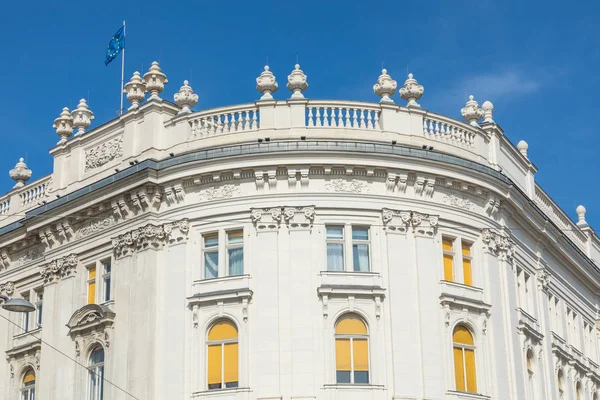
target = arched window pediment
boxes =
[67,304,115,337]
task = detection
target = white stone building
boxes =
[0,63,598,400]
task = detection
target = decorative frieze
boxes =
[76,213,117,239]
[482,228,516,262]
[199,184,241,201]
[325,179,369,193]
[84,136,124,171]
[39,254,79,283]
[443,194,475,211]
[382,208,439,237]
[111,219,190,257]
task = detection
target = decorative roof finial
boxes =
[482,101,494,123]
[287,64,308,99]
[9,158,32,189]
[399,73,424,108]
[517,140,529,158]
[373,69,397,103]
[72,99,95,136]
[174,80,199,115]
[256,65,278,100]
[124,71,146,110]
[53,107,74,144]
[461,95,484,127]
[576,205,588,227]
[143,61,168,101]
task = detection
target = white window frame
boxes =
[21,292,30,333]
[351,226,371,272]
[326,225,345,272]
[201,228,245,280]
[441,236,475,286]
[206,333,239,390]
[20,371,35,400]
[100,258,112,304]
[86,264,97,304]
[34,289,43,329]
[88,347,105,400]
[226,230,244,276]
[325,225,372,273]
[453,339,476,393]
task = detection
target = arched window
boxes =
[88,346,105,400]
[21,368,35,400]
[207,320,238,390]
[453,325,477,393]
[335,314,369,384]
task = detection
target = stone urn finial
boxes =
[517,140,528,158]
[72,99,95,136]
[53,107,74,144]
[576,205,588,227]
[174,80,199,115]
[400,73,424,108]
[256,65,278,100]
[461,95,484,127]
[124,71,146,110]
[143,61,168,101]
[482,101,494,123]
[286,64,308,99]
[373,69,397,103]
[9,158,32,189]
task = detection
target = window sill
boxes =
[319,271,384,292]
[7,329,42,358]
[446,390,491,399]
[191,387,251,398]
[323,383,385,390]
[439,281,490,314]
[14,327,41,339]
[190,274,252,305]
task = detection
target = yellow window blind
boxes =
[442,238,453,251]
[335,339,351,371]
[208,321,238,341]
[443,254,454,281]
[336,316,367,335]
[224,343,238,383]
[353,339,369,371]
[453,326,474,345]
[462,242,472,286]
[465,348,477,392]
[87,267,96,304]
[453,347,465,392]
[207,344,222,385]
[23,369,35,384]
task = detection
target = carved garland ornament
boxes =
[199,184,241,201]
[481,228,516,262]
[39,254,79,283]
[84,136,124,171]
[325,179,369,193]
[112,219,190,257]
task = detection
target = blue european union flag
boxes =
[105,26,125,66]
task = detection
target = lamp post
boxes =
[0,294,36,313]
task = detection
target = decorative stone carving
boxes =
[55,220,73,243]
[174,80,199,115]
[251,207,283,231]
[482,229,516,262]
[0,281,15,296]
[76,213,116,239]
[399,73,424,108]
[164,184,185,205]
[67,304,114,357]
[39,254,79,283]
[482,101,494,124]
[72,99,95,136]
[414,175,435,197]
[382,208,438,236]
[325,179,369,193]
[111,219,189,257]
[9,158,32,189]
[13,246,43,267]
[373,69,397,103]
[0,251,11,269]
[84,136,124,171]
[536,269,550,291]
[53,107,74,144]
[124,71,146,110]
[461,95,484,127]
[484,194,501,217]
[256,65,278,100]
[283,206,315,229]
[443,194,475,211]
[199,185,241,201]
[144,61,168,101]
[576,205,588,227]
[286,64,308,99]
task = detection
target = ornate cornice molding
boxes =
[111,218,190,257]
[481,228,516,262]
[39,253,78,283]
[381,208,439,236]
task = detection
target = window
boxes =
[21,368,35,400]
[326,226,344,271]
[335,314,369,384]
[453,325,477,393]
[88,346,105,400]
[87,266,96,304]
[352,227,370,272]
[442,237,473,286]
[227,231,244,276]
[101,259,112,303]
[21,293,30,333]
[35,290,43,328]
[203,233,219,279]
[207,320,238,390]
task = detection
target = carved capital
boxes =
[283,206,315,230]
[482,228,516,262]
[39,253,79,283]
[112,219,190,257]
[382,208,438,237]
[251,207,282,232]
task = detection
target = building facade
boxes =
[0,63,599,400]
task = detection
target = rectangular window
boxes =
[87,266,96,304]
[101,259,112,303]
[461,241,472,286]
[442,238,454,281]
[326,226,345,271]
[352,227,370,272]
[227,231,244,276]
[21,293,30,333]
[203,234,219,279]
[35,290,43,328]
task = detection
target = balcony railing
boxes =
[189,104,259,138]
[306,101,381,130]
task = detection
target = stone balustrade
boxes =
[189,104,260,138]
[0,175,52,225]
[306,101,381,130]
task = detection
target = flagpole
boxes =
[120,20,126,116]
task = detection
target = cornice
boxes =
[38,253,78,284]
[111,218,189,258]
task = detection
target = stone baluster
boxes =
[482,101,494,123]
[124,71,146,110]
[400,73,424,108]
[287,64,308,99]
[576,206,588,228]
[72,99,95,136]
[9,158,32,189]
[143,61,168,101]
[256,65,278,100]
[53,107,74,144]
[517,140,529,158]
[461,95,484,127]
[373,69,397,103]
[174,80,199,115]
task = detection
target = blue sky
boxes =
[0,0,598,229]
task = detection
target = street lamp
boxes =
[0,294,36,313]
